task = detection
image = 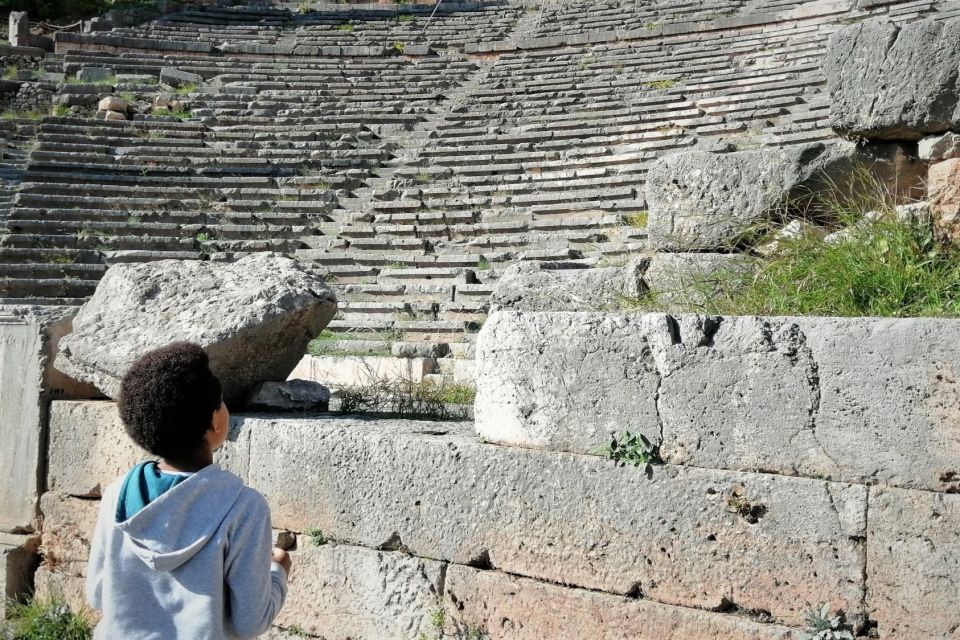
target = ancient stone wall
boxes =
[30,310,960,639]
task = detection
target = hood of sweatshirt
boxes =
[115,464,244,572]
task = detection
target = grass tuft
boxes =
[2,599,91,640]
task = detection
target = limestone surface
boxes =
[645,143,853,250]
[919,132,960,161]
[824,18,960,139]
[444,565,801,640]
[47,401,249,497]
[54,254,337,404]
[868,487,960,638]
[490,260,647,312]
[276,544,442,640]
[474,311,664,453]
[243,416,867,624]
[475,312,960,492]
[245,379,330,412]
[928,158,960,243]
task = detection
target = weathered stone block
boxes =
[47,401,144,498]
[802,316,960,491]
[928,158,960,243]
[55,254,337,405]
[474,311,664,453]
[476,312,960,492]
[824,18,960,139]
[490,260,646,312]
[919,132,960,161]
[645,143,853,250]
[160,66,201,87]
[444,564,801,640]
[244,416,867,624]
[868,487,960,638]
[0,306,93,532]
[96,96,127,113]
[246,379,330,412]
[277,543,442,640]
[38,492,98,576]
[47,401,251,496]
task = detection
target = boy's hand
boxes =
[272,547,292,576]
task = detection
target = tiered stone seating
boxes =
[1,0,952,349]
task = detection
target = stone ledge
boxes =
[475,311,960,493]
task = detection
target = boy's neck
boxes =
[158,448,214,474]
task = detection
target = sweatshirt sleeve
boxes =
[224,492,288,638]
[85,484,114,611]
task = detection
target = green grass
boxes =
[304,527,328,546]
[336,22,354,32]
[307,329,395,357]
[398,13,414,22]
[175,83,197,95]
[393,40,406,53]
[338,378,475,420]
[151,107,192,119]
[51,105,71,117]
[703,213,960,317]
[1,110,44,121]
[642,79,676,90]
[623,211,648,227]
[2,599,91,640]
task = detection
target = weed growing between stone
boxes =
[594,430,661,472]
[304,527,328,546]
[1,599,91,640]
[802,603,855,640]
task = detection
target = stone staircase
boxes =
[0,0,953,376]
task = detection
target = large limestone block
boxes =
[490,260,647,312]
[444,564,801,640]
[645,143,852,250]
[245,417,867,624]
[868,487,960,638]
[928,158,960,243]
[0,306,92,532]
[38,493,99,576]
[476,312,960,492]
[47,400,251,497]
[657,316,827,476]
[55,254,337,405]
[277,543,442,640]
[474,311,665,453]
[824,18,960,139]
[802,317,960,492]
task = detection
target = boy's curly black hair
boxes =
[118,342,223,461]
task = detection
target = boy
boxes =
[85,342,291,639]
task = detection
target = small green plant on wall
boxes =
[595,430,661,471]
[802,603,855,640]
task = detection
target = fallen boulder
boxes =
[824,17,960,140]
[55,254,337,406]
[645,142,854,250]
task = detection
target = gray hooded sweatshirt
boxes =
[85,464,287,639]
